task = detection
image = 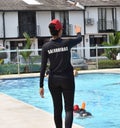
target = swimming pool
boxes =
[0,73,120,128]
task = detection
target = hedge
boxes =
[98,60,120,69]
[0,64,40,75]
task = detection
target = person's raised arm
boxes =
[69,25,82,48]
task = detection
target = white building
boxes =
[0,0,120,62]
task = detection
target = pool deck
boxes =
[0,93,83,128]
[0,68,120,128]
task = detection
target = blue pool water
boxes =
[0,73,120,128]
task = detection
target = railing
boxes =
[0,45,120,75]
[0,48,42,74]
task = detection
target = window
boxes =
[98,8,117,32]
[10,41,26,62]
[18,11,36,37]
[22,0,43,5]
[89,35,107,57]
[51,11,69,36]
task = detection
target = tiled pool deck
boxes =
[0,68,120,128]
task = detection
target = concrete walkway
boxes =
[0,93,83,128]
[0,68,120,80]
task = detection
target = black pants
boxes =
[48,75,75,128]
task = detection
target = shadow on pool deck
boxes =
[0,93,83,128]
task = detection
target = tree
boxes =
[102,32,120,60]
[20,32,32,72]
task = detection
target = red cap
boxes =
[50,19,63,30]
[73,105,80,111]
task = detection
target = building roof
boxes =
[0,0,77,11]
[0,0,120,11]
[78,0,120,7]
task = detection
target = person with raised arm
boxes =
[39,19,82,128]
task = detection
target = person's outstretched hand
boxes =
[75,25,81,34]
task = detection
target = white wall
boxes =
[0,12,3,38]
[69,11,84,58]
[69,11,84,35]
[31,38,38,55]
[84,34,90,59]
[36,11,51,36]
[116,7,120,31]
[5,12,18,38]
[85,7,98,34]
[0,40,3,46]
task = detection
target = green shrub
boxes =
[29,64,40,73]
[98,60,120,69]
[0,64,23,75]
[0,64,40,75]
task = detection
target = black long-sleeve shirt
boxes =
[40,33,82,88]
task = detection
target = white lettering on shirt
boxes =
[48,46,68,54]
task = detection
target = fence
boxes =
[0,45,120,75]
